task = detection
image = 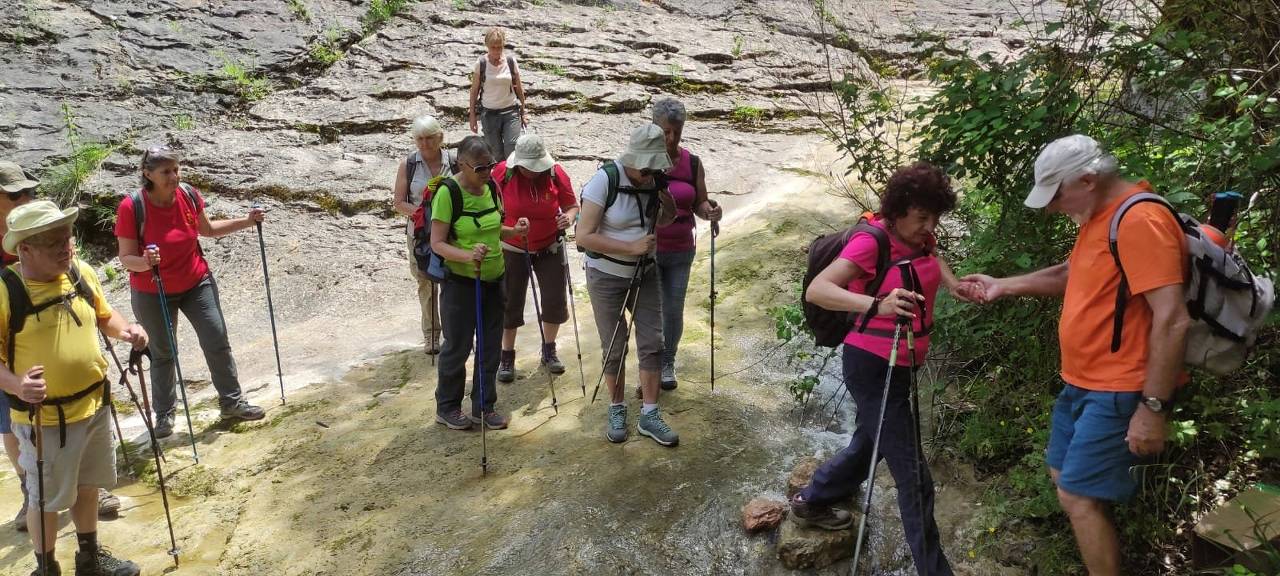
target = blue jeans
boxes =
[656,250,695,364]
[801,345,953,576]
[131,274,246,418]
[1046,382,1143,501]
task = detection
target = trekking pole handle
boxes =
[895,259,915,326]
[708,200,720,237]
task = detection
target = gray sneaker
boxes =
[14,477,28,532]
[153,412,175,439]
[435,410,473,430]
[789,494,854,530]
[606,404,628,443]
[97,488,121,517]
[541,343,566,375]
[637,408,679,447]
[220,401,266,422]
[660,360,677,391]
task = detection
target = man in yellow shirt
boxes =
[0,201,148,576]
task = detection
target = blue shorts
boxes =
[1046,382,1143,502]
[0,393,11,435]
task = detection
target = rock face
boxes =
[776,516,856,570]
[786,456,822,499]
[742,497,787,533]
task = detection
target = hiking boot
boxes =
[469,411,509,430]
[497,349,516,383]
[660,359,677,391]
[28,559,60,576]
[606,404,628,443]
[14,477,28,532]
[75,546,140,576]
[221,400,266,422]
[541,343,566,375]
[153,412,175,439]
[789,494,854,531]
[97,488,121,517]
[637,408,679,447]
[435,410,473,431]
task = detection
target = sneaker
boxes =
[220,401,266,422]
[97,488,121,517]
[541,343,566,375]
[75,546,140,576]
[637,408,679,447]
[435,410,473,430]
[789,494,854,531]
[497,350,516,383]
[153,412,175,439]
[606,404,628,443]
[660,360,678,391]
[14,477,28,532]
[469,411,509,430]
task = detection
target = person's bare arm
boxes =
[393,161,415,217]
[1127,283,1190,456]
[198,206,264,238]
[575,201,651,257]
[468,63,482,133]
[807,259,922,318]
[98,309,148,350]
[963,262,1069,303]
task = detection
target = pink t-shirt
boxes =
[657,148,698,253]
[114,187,210,294]
[840,219,940,366]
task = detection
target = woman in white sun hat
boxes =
[575,124,680,447]
[493,134,578,383]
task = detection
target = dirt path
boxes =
[0,138,1022,576]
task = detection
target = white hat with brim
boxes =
[1025,134,1104,209]
[618,124,672,172]
[3,200,78,255]
[507,134,556,173]
[0,161,39,194]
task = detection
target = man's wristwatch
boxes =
[1142,396,1173,413]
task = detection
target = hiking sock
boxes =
[641,403,657,414]
[77,531,98,554]
[611,402,626,408]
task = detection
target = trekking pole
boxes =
[474,260,488,476]
[525,238,559,414]
[147,245,198,462]
[107,395,132,473]
[125,349,181,565]
[709,214,719,392]
[557,229,587,398]
[851,275,911,574]
[253,205,287,405]
[101,334,163,462]
[897,261,930,556]
[32,402,48,576]
[589,209,659,404]
[429,284,438,367]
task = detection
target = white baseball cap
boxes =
[1025,134,1105,209]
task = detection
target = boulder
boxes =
[776,517,855,570]
[742,498,786,533]
[786,456,821,499]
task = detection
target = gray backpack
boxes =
[1110,192,1275,375]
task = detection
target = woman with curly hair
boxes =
[789,162,969,576]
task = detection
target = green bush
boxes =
[361,0,412,34]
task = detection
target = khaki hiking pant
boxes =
[408,233,441,346]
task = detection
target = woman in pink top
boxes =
[789,162,969,576]
[114,146,267,439]
[651,98,722,390]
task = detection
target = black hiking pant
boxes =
[436,272,504,416]
[801,345,954,576]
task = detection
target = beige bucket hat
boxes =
[4,200,79,255]
[618,124,672,172]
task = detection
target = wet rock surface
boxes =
[777,516,856,570]
[743,497,787,533]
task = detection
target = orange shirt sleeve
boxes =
[1116,202,1186,296]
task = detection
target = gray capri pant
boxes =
[586,264,664,374]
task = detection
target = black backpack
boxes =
[413,177,504,282]
[1,264,108,445]
[129,183,203,256]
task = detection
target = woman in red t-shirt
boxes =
[493,134,577,383]
[114,146,267,439]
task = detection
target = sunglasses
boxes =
[5,189,31,202]
[639,168,666,177]
[464,161,496,174]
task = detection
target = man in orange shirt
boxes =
[963,135,1190,575]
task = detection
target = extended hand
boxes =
[120,323,149,351]
[247,205,267,224]
[959,274,1005,304]
[876,288,923,318]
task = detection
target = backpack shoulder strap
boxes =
[404,151,418,192]
[178,182,199,209]
[1106,192,1185,352]
[66,263,97,308]
[488,178,505,219]
[130,190,147,245]
[600,161,621,209]
[689,153,701,181]
[1,267,31,371]
[441,178,465,229]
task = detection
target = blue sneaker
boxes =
[606,405,628,443]
[637,408,679,447]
